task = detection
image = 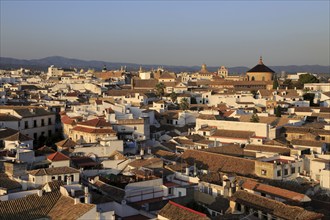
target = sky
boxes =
[0,1,329,67]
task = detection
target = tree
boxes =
[250,114,260,123]
[303,93,316,106]
[170,92,178,103]
[251,90,258,98]
[45,131,65,147]
[155,83,165,97]
[299,74,319,85]
[186,201,209,215]
[283,79,294,89]
[273,77,279,89]
[179,98,190,110]
[275,105,282,117]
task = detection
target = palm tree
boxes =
[170,92,178,103]
[180,98,190,110]
[155,83,165,97]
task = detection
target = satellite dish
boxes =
[121,200,126,205]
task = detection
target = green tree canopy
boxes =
[298,74,319,84]
[303,93,316,106]
[275,105,282,117]
[155,83,165,97]
[250,114,260,123]
[179,98,190,110]
[273,78,279,89]
[283,79,294,89]
[170,92,178,103]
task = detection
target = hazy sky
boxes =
[1,1,329,67]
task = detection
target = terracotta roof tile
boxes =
[211,129,255,139]
[180,150,255,176]
[29,166,79,176]
[56,138,77,149]
[0,173,22,190]
[0,191,61,220]
[244,144,290,154]
[128,158,163,168]
[3,132,33,141]
[78,118,111,127]
[159,72,176,79]
[242,180,307,202]
[158,201,210,220]
[47,152,70,161]
[232,191,322,220]
[61,115,76,125]
[0,113,20,121]
[72,126,116,134]
[291,139,325,147]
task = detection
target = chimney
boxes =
[71,189,75,197]
[84,187,91,204]
[140,148,144,156]
[74,197,80,205]
[67,176,72,185]
[185,167,189,176]
[193,164,197,176]
[37,190,43,197]
[285,87,288,90]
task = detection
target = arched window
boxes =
[262,76,265,81]
[251,76,255,81]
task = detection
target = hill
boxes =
[0,56,329,74]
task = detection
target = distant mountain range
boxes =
[0,56,329,74]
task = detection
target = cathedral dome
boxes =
[246,57,274,81]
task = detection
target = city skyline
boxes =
[1,1,329,67]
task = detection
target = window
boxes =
[71,175,74,182]
[208,187,213,195]
[41,119,45,126]
[261,169,267,176]
[291,167,295,174]
[58,176,62,181]
[48,118,52,125]
[52,176,55,180]
[298,167,301,173]
[277,170,281,177]
[261,193,266,197]
[168,187,173,195]
[321,136,325,141]
[284,169,288,175]
[237,203,242,211]
[134,126,137,130]
[34,120,37,128]
[25,121,29,129]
